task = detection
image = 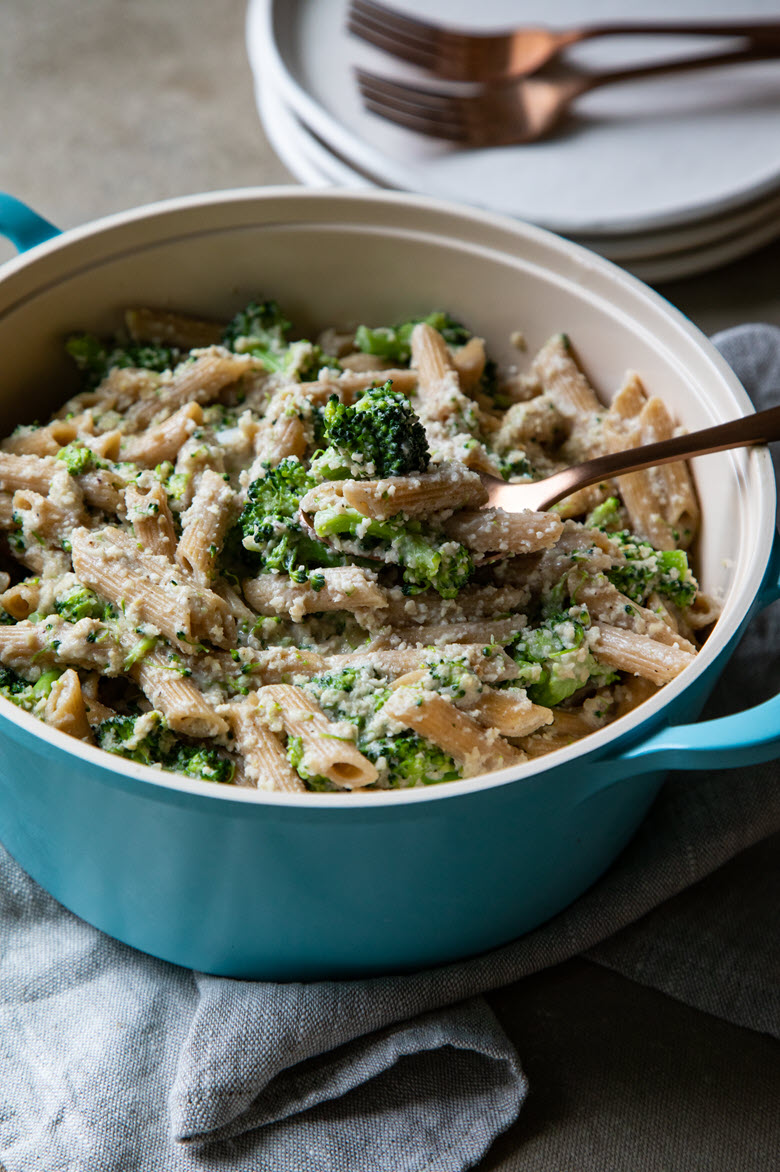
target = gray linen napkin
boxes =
[0,325,778,1172]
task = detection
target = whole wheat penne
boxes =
[442,507,563,555]
[0,301,709,794]
[494,396,568,451]
[13,486,87,546]
[0,452,58,494]
[257,685,378,790]
[450,335,487,393]
[43,668,92,741]
[211,646,325,684]
[71,526,235,651]
[0,617,125,677]
[0,580,41,620]
[176,469,235,585]
[300,367,418,406]
[132,649,227,738]
[370,583,532,628]
[681,591,722,630]
[410,323,470,423]
[383,688,523,775]
[470,690,553,738]
[337,352,394,373]
[252,389,309,466]
[325,643,518,683]
[591,623,695,684]
[369,616,523,650]
[609,372,648,424]
[243,566,386,620]
[337,465,487,520]
[220,699,306,792]
[531,334,602,418]
[125,307,224,349]
[125,481,177,560]
[122,347,252,431]
[1,418,80,456]
[121,402,203,466]
[0,493,13,527]
[613,676,660,718]
[639,396,699,546]
[572,573,697,654]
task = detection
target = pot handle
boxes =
[612,528,780,776]
[0,193,60,253]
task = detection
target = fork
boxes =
[356,44,780,146]
[299,403,780,561]
[349,0,780,82]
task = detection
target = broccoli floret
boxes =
[304,667,390,731]
[312,382,430,480]
[221,300,339,382]
[311,503,473,598]
[498,452,534,482]
[56,442,97,476]
[55,584,116,623]
[286,734,336,792]
[363,731,459,788]
[221,299,291,361]
[226,457,341,580]
[511,613,616,707]
[66,333,178,389]
[608,534,697,608]
[96,712,234,783]
[165,742,235,784]
[0,665,63,713]
[585,496,623,532]
[0,664,35,708]
[354,311,471,365]
[0,607,16,625]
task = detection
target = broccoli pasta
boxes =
[0,301,716,792]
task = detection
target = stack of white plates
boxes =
[247,0,780,282]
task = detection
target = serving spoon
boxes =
[299,403,780,557]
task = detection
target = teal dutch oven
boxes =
[0,188,777,980]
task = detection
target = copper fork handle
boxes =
[574,20,780,46]
[532,403,780,511]
[567,43,780,98]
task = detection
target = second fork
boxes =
[356,44,780,147]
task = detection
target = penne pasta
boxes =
[384,687,523,776]
[176,469,235,585]
[256,685,378,790]
[43,668,92,741]
[442,507,563,555]
[590,623,696,685]
[243,566,386,620]
[219,699,306,792]
[0,305,711,794]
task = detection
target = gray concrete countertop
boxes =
[1,2,778,1169]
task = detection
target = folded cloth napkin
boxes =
[1,325,778,1172]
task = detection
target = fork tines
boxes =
[354,68,472,142]
[348,0,441,73]
[349,0,497,80]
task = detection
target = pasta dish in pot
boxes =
[0,302,716,792]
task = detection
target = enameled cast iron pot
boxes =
[0,188,777,980]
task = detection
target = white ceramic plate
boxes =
[249,0,780,236]
[257,78,374,189]
[255,71,780,282]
